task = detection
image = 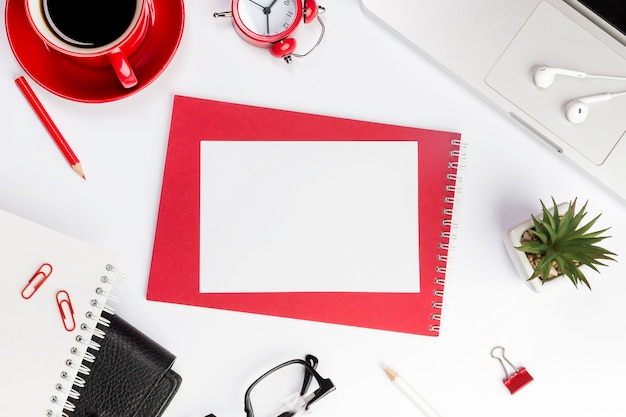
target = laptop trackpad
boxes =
[486,1,625,165]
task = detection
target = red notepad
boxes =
[147,95,461,335]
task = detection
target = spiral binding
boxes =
[429,138,464,334]
[45,264,121,417]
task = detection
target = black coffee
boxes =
[42,0,138,48]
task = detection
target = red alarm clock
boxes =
[214,0,325,63]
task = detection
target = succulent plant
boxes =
[516,197,617,289]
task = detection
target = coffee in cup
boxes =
[25,0,152,89]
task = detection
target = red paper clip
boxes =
[21,263,53,299]
[491,346,533,394]
[56,290,76,332]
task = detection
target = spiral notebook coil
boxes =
[44,263,120,417]
[63,311,119,417]
[429,138,464,334]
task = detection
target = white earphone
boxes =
[532,65,626,89]
[565,91,626,124]
[532,65,587,88]
[532,65,626,124]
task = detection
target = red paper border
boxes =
[147,96,460,335]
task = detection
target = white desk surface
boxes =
[2,1,626,416]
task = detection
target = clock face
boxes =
[236,0,298,38]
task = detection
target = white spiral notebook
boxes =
[0,208,122,417]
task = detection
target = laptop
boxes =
[361,0,626,202]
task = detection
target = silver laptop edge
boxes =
[361,0,626,202]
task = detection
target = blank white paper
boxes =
[199,140,419,293]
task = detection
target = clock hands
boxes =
[244,0,290,35]
[246,0,265,9]
[246,0,279,34]
[263,0,282,33]
[242,0,269,34]
[246,0,278,14]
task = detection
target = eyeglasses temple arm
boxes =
[303,377,336,410]
[299,354,319,395]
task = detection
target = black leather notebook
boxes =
[70,311,182,417]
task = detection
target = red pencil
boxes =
[15,76,85,179]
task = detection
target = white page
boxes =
[0,209,122,417]
[199,140,419,293]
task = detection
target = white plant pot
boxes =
[503,203,573,292]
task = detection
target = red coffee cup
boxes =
[24,0,152,89]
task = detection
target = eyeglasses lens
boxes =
[248,362,318,417]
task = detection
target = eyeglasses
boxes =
[206,354,335,417]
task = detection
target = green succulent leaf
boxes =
[515,198,617,289]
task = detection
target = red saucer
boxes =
[5,0,184,103]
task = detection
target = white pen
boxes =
[383,365,442,417]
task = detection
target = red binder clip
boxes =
[21,263,53,299]
[56,290,76,332]
[491,346,533,394]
